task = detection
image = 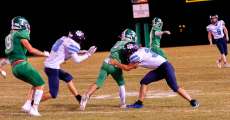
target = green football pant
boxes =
[12,61,45,86]
[96,62,125,88]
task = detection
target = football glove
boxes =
[87,46,97,56]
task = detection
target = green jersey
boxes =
[150,28,161,48]
[5,30,30,63]
[110,38,132,63]
[149,28,167,59]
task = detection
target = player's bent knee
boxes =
[96,82,104,88]
[140,79,150,85]
[117,81,125,86]
[65,79,73,84]
[171,86,179,92]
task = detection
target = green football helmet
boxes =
[121,28,137,42]
[152,17,163,31]
[11,16,30,31]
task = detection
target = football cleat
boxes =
[223,63,230,68]
[28,106,41,117]
[127,102,143,109]
[21,104,31,113]
[190,99,199,108]
[80,94,90,111]
[120,104,127,109]
[0,70,7,78]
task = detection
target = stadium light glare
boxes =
[186,0,212,3]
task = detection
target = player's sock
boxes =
[119,85,126,105]
[31,100,34,105]
[33,89,43,110]
[75,95,82,103]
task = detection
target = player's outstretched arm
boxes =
[21,39,49,57]
[223,26,229,41]
[109,59,138,71]
[208,32,213,46]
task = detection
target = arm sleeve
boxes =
[66,43,80,54]
[221,20,225,26]
[71,53,89,63]
[155,31,164,37]
[129,54,141,63]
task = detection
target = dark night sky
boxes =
[0,0,228,56]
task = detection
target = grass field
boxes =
[1,44,230,120]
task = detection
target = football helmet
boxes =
[121,28,137,42]
[152,17,163,31]
[68,30,85,43]
[11,16,30,31]
[123,42,139,57]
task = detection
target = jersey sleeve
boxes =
[110,41,125,53]
[17,30,30,41]
[220,20,225,26]
[206,25,211,32]
[129,52,142,63]
[66,40,81,54]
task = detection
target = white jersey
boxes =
[129,47,167,69]
[45,36,80,69]
[207,20,225,39]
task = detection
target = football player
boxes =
[80,29,137,110]
[150,17,171,59]
[109,42,199,109]
[42,30,97,105]
[207,14,230,68]
[5,16,49,116]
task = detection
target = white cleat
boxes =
[28,106,41,117]
[21,104,31,113]
[223,63,230,68]
[0,70,6,79]
[80,95,89,111]
[120,104,127,109]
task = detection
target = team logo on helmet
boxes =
[123,42,139,57]
[68,30,85,43]
[121,28,137,42]
[152,17,163,30]
[11,16,30,31]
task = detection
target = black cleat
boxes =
[190,99,199,108]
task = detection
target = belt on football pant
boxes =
[11,60,26,68]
